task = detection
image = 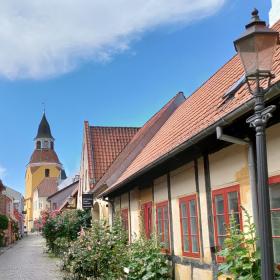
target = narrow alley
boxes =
[0,235,61,280]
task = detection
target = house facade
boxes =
[91,18,280,280]
[47,176,79,211]
[32,177,58,221]
[77,121,140,217]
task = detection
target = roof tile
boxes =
[105,20,280,193]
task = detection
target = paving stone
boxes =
[0,234,61,280]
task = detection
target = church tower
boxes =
[24,113,64,230]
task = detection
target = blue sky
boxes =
[0,0,272,194]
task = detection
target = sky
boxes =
[0,0,274,194]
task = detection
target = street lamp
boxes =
[234,9,279,280]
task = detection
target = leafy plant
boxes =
[0,214,9,230]
[62,218,129,280]
[42,209,91,255]
[126,234,171,280]
[218,207,280,280]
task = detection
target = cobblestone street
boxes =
[0,234,61,280]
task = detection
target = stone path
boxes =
[0,234,62,280]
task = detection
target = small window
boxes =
[45,169,50,177]
[142,202,153,239]
[53,203,57,210]
[51,142,54,150]
[36,141,41,149]
[179,195,200,257]
[156,201,170,252]
[121,209,129,232]
[212,185,242,262]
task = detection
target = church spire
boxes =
[35,113,54,140]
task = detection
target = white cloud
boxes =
[0,165,7,178]
[270,0,280,26]
[0,0,225,79]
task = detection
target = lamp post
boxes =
[234,9,279,279]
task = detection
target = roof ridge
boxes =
[90,125,140,129]
[93,91,186,193]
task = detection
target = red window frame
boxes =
[268,175,280,264]
[212,185,242,262]
[142,201,153,239]
[156,201,170,252]
[179,194,200,258]
[121,208,129,232]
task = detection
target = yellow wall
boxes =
[108,123,280,280]
[25,164,60,230]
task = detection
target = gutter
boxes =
[100,81,280,198]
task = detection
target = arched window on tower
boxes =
[43,140,49,149]
[36,141,41,149]
[51,142,54,150]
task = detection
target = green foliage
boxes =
[218,207,280,280]
[126,234,171,280]
[60,217,171,280]
[62,219,129,280]
[0,214,9,230]
[42,209,91,255]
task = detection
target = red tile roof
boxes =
[102,19,280,196]
[93,92,185,194]
[37,177,58,197]
[29,149,60,165]
[86,124,140,186]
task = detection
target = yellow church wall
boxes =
[25,164,61,231]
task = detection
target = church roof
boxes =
[29,149,60,164]
[35,113,54,139]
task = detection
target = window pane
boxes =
[181,202,187,218]
[183,234,189,252]
[272,211,280,237]
[164,206,168,220]
[228,213,240,228]
[191,236,199,253]
[189,200,196,216]
[228,191,239,214]
[273,238,280,264]
[182,218,188,235]
[218,236,226,248]
[190,217,197,235]
[157,211,162,235]
[215,195,224,214]
[217,215,226,235]
[270,184,280,209]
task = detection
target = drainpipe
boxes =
[216,126,259,237]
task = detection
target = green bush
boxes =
[0,214,9,230]
[126,235,171,280]
[218,207,280,280]
[42,209,91,254]
[62,219,128,280]
[61,218,171,280]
